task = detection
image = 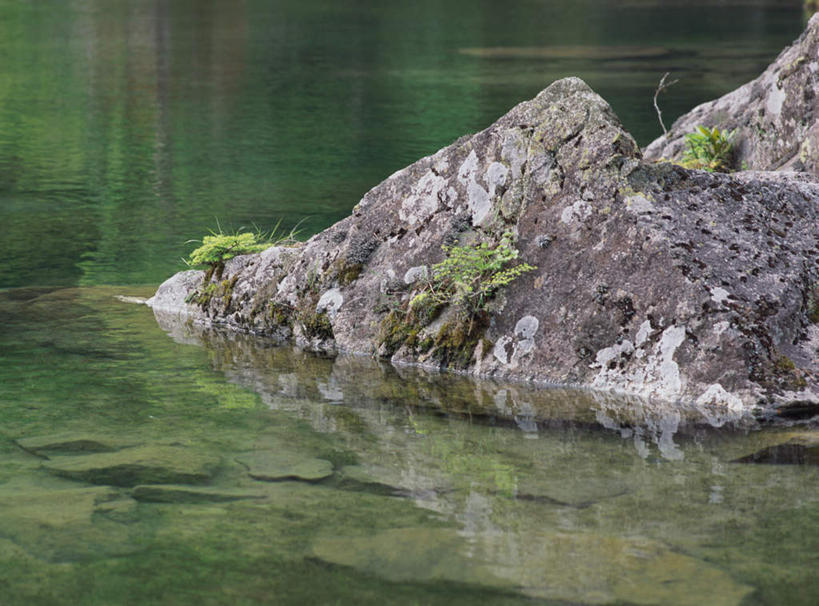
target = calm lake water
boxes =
[1,1,817,604]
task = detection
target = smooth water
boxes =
[0,0,808,288]
[1,287,817,605]
[1,1,817,604]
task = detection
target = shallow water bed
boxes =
[0,286,817,605]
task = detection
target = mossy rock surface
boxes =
[237,450,333,482]
[17,432,137,455]
[131,484,268,503]
[43,445,220,487]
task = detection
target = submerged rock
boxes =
[131,484,268,503]
[0,484,137,561]
[733,431,819,465]
[236,451,333,482]
[312,527,752,605]
[645,14,819,174]
[16,432,137,456]
[149,25,818,413]
[43,445,220,487]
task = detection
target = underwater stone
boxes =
[311,527,752,605]
[0,484,138,561]
[131,484,268,503]
[733,431,819,465]
[43,445,220,487]
[237,451,333,482]
[17,432,137,455]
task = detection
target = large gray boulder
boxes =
[644,14,819,174]
[149,77,818,413]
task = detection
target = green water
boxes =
[1,1,817,604]
[0,0,808,288]
[1,287,817,605]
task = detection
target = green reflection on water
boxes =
[0,0,806,288]
[0,287,817,605]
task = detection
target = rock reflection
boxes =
[153,308,756,461]
[150,307,815,605]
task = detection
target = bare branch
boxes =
[653,72,679,136]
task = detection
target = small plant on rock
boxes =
[378,235,535,366]
[423,234,536,318]
[185,221,301,281]
[680,125,734,172]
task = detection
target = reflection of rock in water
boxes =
[154,306,759,465]
[592,391,753,461]
[149,303,815,604]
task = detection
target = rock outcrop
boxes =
[149,74,819,414]
[644,14,819,174]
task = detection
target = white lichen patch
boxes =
[493,336,513,365]
[592,340,635,369]
[695,384,744,412]
[710,287,732,305]
[560,200,592,225]
[635,320,653,347]
[457,150,479,184]
[456,150,507,226]
[399,170,446,225]
[316,288,344,319]
[592,324,688,402]
[444,186,458,208]
[467,181,491,224]
[486,162,509,190]
[766,84,787,119]
[403,265,429,285]
[493,315,539,368]
[712,321,730,336]
[625,194,653,214]
[500,129,527,179]
[379,269,397,294]
[653,325,686,396]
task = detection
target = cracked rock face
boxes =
[644,14,819,175]
[149,72,818,413]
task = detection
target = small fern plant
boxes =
[185,221,301,281]
[680,125,734,172]
[187,232,270,268]
[412,234,536,317]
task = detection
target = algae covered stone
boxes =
[733,431,819,465]
[131,484,268,503]
[237,450,333,482]
[0,484,138,561]
[17,432,137,455]
[312,527,752,605]
[43,445,220,486]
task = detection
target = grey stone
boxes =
[644,14,819,175]
[149,59,818,413]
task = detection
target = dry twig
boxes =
[653,72,679,136]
